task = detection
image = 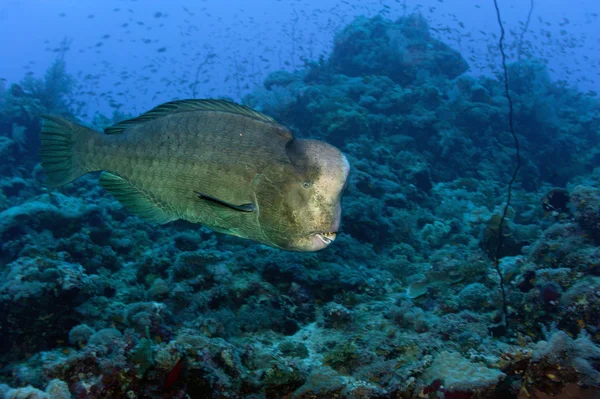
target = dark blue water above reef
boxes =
[0,8,599,399]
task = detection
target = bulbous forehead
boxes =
[286,139,349,180]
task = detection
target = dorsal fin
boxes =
[104,99,279,135]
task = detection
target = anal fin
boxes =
[100,172,175,224]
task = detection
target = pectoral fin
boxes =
[194,191,256,213]
[100,172,176,224]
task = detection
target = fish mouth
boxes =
[315,232,337,245]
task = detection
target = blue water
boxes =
[0,1,599,398]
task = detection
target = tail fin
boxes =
[39,115,96,188]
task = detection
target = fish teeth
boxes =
[316,232,337,244]
[316,234,330,244]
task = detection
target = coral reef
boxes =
[0,11,599,399]
[329,14,468,85]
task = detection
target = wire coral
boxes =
[491,0,522,334]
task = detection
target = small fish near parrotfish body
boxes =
[39,99,350,251]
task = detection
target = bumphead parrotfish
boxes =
[40,99,349,251]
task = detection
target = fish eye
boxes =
[302,181,311,189]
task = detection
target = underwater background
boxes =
[0,0,599,398]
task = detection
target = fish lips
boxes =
[309,204,341,250]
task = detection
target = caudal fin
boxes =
[39,115,96,188]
